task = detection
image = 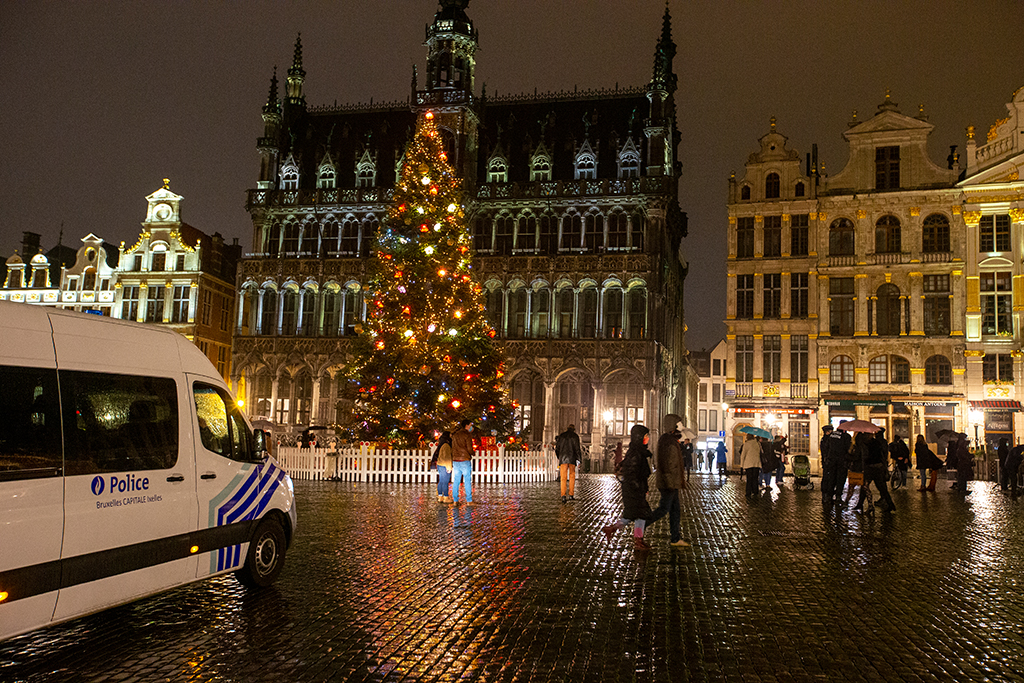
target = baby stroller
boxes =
[791,454,814,490]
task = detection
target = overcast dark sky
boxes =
[1,1,1020,351]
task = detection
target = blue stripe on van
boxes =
[209,461,285,573]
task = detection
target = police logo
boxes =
[91,476,105,496]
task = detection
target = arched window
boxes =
[539,213,558,254]
[925,355,952,385]
[617,138,641,179]
[630,211,645,252]
[604,375,646,437]
[579,287,598,338]
[627,287,647,339]
[922,214,950,253]
[575,151,596,180]
[607,212,628,251]
[829,355,855,384]
[299,220,317,257]
[293,372,312,425]
[829,218,855,256]
[82,268,96,291]
[584,213,603,252]
[562,213,582,251]
[488,157,508,184]
[342,286,361,335]
[794,181,805,197]
[317,161,336,189]
[603,287,623,338]
[554,286,574,337]
[340,218,359,255]
[515,214,537,253]
[740,186,751,200]
[765,172,780,199]
[356,151,377,188]
[473,215,493,253]
[282,220,300,255]
[299,288,317,336]
[555,370,595,435]
[321,218,340,255]
[266,221,282,257]
[360,218,379,258]
[511,370,546,442]
[507,287,527,338]
[530,287,550,337]
[875,215,901,253]
[281,165,299,190]
[495,215,514,255]
[321,286,340,337]
[280,288,299,334]
[876,283,901,336]
[260,288,278,334]
[530,153,552,182]
[485,286,504,334]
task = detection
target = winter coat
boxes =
[956,438,974,478]
[452,429,474,462]
[889,439,911,469]
[998,440,1010,466]
[555,428,582,465]
[759,439,780,471]
[944,439,959,470]
[655,417,684,490]
[619,424,654,521]
[715,441,728,463]
[1006,445,1024,473]
[914,440,943,471]
[823,430,852,466]
[739,437,762,469]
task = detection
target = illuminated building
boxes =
[959,85,1024,448]
[234,0,691,458]
[726,94,967,469]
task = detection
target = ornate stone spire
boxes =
[649,1,677,93]
[286,34,306,106]
[263,66,281,116]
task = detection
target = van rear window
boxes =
[61,371,178,475]
[0,365,62,480]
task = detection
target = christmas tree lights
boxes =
[342,111,514,446]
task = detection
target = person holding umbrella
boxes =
[740,431,763,499]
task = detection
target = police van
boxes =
[0,301,297,642]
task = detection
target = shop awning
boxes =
[969,400,1022,411]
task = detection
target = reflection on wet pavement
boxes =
[3,473,1024,681]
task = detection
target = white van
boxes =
[0,302,297,642]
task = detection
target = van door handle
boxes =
[200,473,217,480]
[166,475,185,482]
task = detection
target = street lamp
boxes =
[969,408,984,449]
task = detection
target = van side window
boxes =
[194,384,253,462]
[0,365,62,480]
[61,371,179,476]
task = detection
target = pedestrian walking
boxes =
[889,434,911,488]
[945,437,959,489]
[740,432,762,499]
[431,430,454,502]
[997,437,1010,491]
[824,422,853,506]
[773,435,789,489]
[759,437,780,491]
[555,424,582,503]
[856,428,895,512]
[716,440,729,477]
[450,419,477,505]
[681,437,694,482]
[955,433,974,497]
[914,435,943,491]
[602,424,656,550]
[1006,442,1023,499]
[648,414,690,548]
[705,447,714,473]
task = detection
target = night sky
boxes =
[1,1,1020,351]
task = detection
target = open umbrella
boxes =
[738,425,772,439]
[679,427,697,440]
[838,419,881,434]
[933,428,959,440]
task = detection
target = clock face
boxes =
[154,203,172,220]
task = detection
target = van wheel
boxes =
[236,518,286,588]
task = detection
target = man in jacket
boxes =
[821,421,852,506]
[649,414,689,547]
[450,420,477,505]
[555,424,582,503]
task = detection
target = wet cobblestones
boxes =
[3,472,1024,682]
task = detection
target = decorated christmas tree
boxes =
[342,111,514,446]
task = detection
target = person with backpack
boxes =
[602,424,656,550]
[555,424,582,503]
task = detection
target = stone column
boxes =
[592,380,605,455]
[543,381,557,444]
[855,274,869,336]
[269,371,280,423]
[310,376,322,425]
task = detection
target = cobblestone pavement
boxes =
[4,470,1024,682]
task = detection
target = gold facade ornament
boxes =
[856,209,867,219]
[988,117,1009,142]
[1011,350,1024,359]
[909,207,920,217]
[728,216,737,225]
[809,212,818,220]
[770,115,777,131]
[755,215,764,223]
[963,211,982,227]
[163,178,170,189]
[1009,208,1024,224]
[963,350,985,358]
[952,205,962,215]
[782,214,790,221]
[966,125,975,140]
[885,273,892,283]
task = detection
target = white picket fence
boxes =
[274,444,559,484]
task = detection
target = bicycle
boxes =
[889,465,907,490]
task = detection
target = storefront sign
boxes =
[823,399,888,408]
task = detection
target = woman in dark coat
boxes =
[955,433,974,496]
[915,434,943,491]
[602,424,655,550]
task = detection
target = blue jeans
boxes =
[437,466,451,497]
[649,488,681,542]
[451,460,473,502]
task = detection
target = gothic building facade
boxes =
[233,1,691,459]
